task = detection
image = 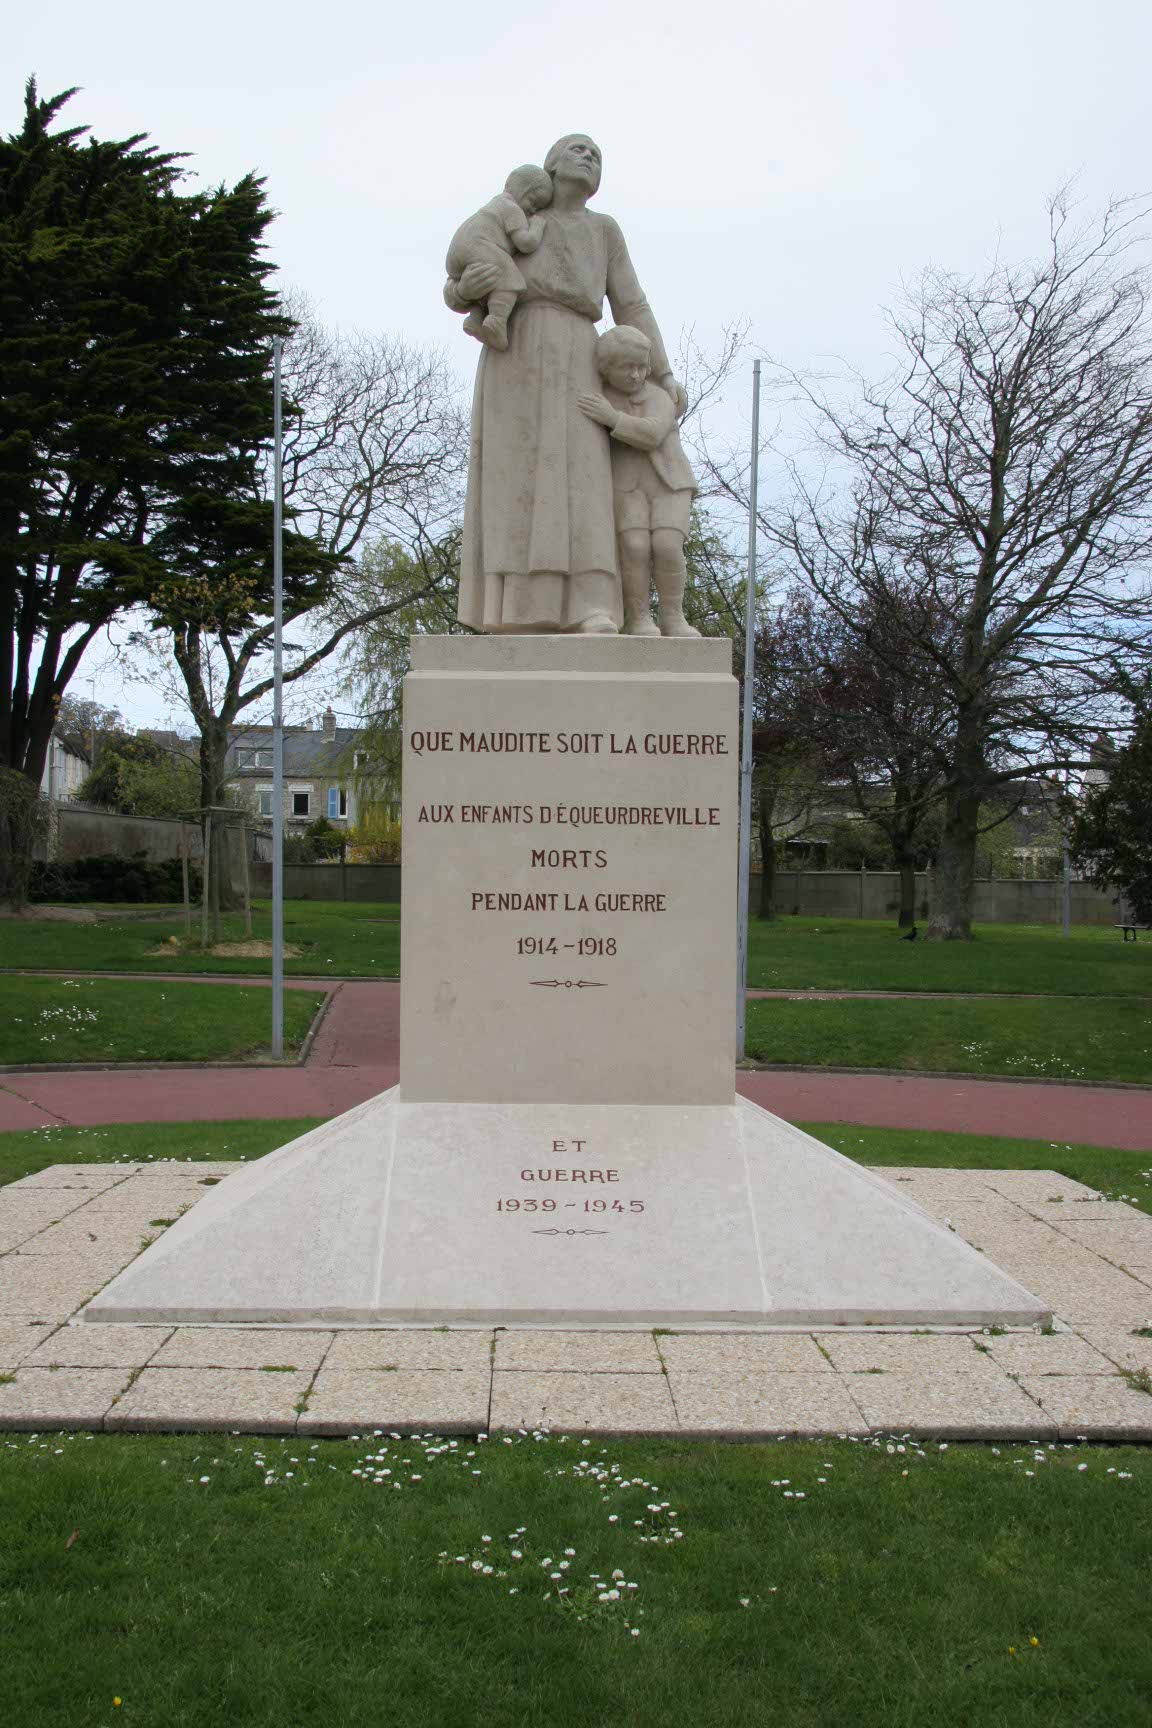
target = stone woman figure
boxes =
[445,134,684,634]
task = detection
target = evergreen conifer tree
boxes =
[0,80,290,901]
[1072,687,1152,924]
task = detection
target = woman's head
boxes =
[544,134,602,197]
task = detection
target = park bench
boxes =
[1116,923,1150,941]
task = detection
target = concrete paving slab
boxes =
[982,1172,1103,1202]
[998,1268,1151,1326]
[24,1325,172,1369]
[15,1218,160,1259]
[1050,1230,1152,1285]
[950,1222,1072,1262]
[0,1162,1148,1437]
[106,1366,311,1432]
[494,1330,663,1373]
[1075,1328,1152,1374]
[81,1186,202,1217]
[847,1372,1055,1438]
[1083,1258,1152,1288]
[1047,1219,1152,1259]
[667,1370,866,1437]
[0,1256,116,1318]
[866,1169,1009,1194]
[324,1330,493,1373]
[0,1366,132,1428]
[818,1333,999,1375]
[985,1332,1120,1377]
[149,1328,333,1371]
[920,1204,1033,1234]
[6,1165,132,1191]
[1029,1200,1146,1224]
[0,1321,61,1368]
[0,1194,94,1250]
[490,1370,678,1434]
[301,1369,489,1435]
[124,1163,243,1179]
[657,1333,831,1373]
[1020,1375,1152,1439]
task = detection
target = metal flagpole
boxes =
[271,337,285,1059]
[736,359,762,1060]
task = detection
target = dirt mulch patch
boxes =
[210,939,304,959]
[2,905,101,923]
[145,938,304,959]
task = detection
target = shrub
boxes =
[30,852,201,904]
[347,805,402,863]
[302,817,344,859]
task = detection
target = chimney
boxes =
[322,707,337,740]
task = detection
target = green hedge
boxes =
[31,852,201,904]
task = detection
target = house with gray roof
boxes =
[225,708,368,830]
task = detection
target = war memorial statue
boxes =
[81,136,1048,1335]
[445,132,699,640]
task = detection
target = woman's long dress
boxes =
[456,208,673,633]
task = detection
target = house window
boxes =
[292,790,311,817]
[255,749,271,768]
[328,786,348,819]
[258,790,273,817]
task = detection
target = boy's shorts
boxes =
[613,471,692,536]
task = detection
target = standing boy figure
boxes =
[578,326,700,636]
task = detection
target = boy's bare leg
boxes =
[618,528,659,635]
[653,529,700,636]
[482,290,517,351]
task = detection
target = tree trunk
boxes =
[0,700,53,909]
[0,769,42,908]
[757,797,777,919]
[895,850,918,928]
[199,727,241,940]
[925,787,981,939]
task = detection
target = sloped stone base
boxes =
[82,1090,1049,1329]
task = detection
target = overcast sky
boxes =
[11,0,1151,728]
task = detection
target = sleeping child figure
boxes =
[445,164,554,351]
[578,324,701,637]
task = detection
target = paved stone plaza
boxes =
[0,1158,1150,1439]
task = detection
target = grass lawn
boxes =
[808,1122,1152,1216]
[2,1427,1148,1727]
[2,1120,1148,1722]
[748,916,1152,995]
[0,1119,325,1187]
[744,994,1152,1084]
[0,979,324,1066]
[0,900,401,977]
[5,905,1151,999]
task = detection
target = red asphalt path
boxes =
[1,979,1149,1149]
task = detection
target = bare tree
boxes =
[798,588,953,926]
[138,303,466,925]
[704,194,1152,937]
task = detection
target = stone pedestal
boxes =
[84,635,1049,1331]
[400,635,736,1105]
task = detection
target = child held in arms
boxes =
[578,325,701,637]
[445,165,554,351]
